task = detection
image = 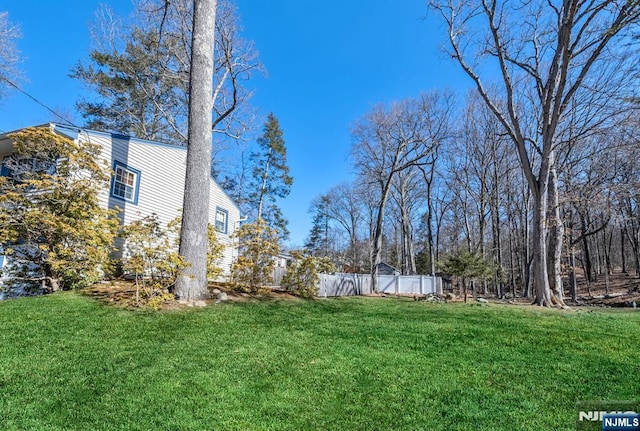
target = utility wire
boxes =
[1,76,76,127]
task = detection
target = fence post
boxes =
[420,276,424,294]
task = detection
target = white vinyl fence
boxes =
[318,273,442,297]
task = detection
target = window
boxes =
[111,161,140,204]
[215,207,228,234]
[1,155,56,180]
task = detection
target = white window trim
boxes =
[215,207,229,234]
[111,161,141,204]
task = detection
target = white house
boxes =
[0,123,241,277]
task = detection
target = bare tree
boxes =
[0,11,21,99]
[351,91,453,291]
[389,166,427,275]
[325,182,366,270]
[174,0,217,300]
[429,0,640,305]
[444,92,515,296]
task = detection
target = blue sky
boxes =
[0,1,472,246]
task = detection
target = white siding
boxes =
[57,125,240,277]
[209,178,239,275]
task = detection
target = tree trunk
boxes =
[420,166,437,276]
[625,222,640,276]
[462,277,467,303]
[491,183,503,298]
[521,184,532,298]
[569,246,578,302]
[621,227,627,274]
[175,0,217,301]
[547,165,565,306]
[579,212,594,282]
[370,181,392,293]
[45,277,60,292]
[256,149,271,220]
[427,214,436,276]
[594,233,602,278]
[508,221,517,297]
[532,186,552,306]
[567,214,578,302]
[401,213,416,275]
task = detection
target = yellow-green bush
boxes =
[281,251,336,298]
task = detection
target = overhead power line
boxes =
[1,76,76,127]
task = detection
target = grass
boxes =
[0,293,639,430]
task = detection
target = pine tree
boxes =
[305,195,331,256]
[249,113,293,239]
[71,26,187,144]
[440,250,493,303]
[71,0,260,146]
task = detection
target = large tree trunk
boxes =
[547,165,565,306]
[532,184,553,306]
[175,0,217,301]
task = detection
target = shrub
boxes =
[0,127,119,293]
[121,215,225,307]
[230,219,280,292]
[281,251,336,298]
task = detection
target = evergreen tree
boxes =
[71,26,187,144]
[71,0,260,146]
[305,195,331,256]
[248,113,293,239]
[440,250,493,303]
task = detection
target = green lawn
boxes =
[0,293,638,430]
